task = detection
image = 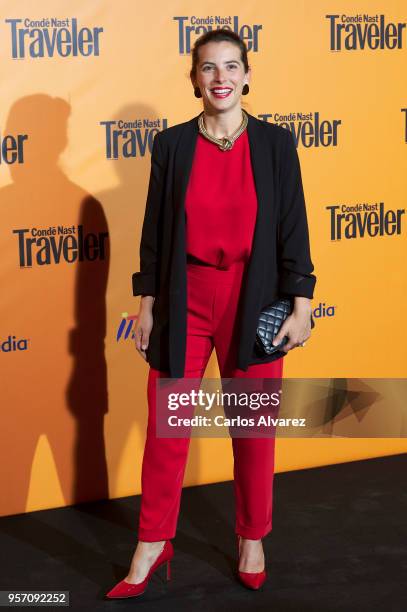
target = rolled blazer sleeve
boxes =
[132,132,165,297]
[277,128,316,299]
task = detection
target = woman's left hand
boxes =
[271,299,312,353]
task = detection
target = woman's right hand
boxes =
[134,297,155,361]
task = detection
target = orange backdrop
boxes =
[0,1,406,517]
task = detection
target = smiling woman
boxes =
[190,34,250,122]
[106,27,316,600]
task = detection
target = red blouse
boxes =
[185,129,258,270]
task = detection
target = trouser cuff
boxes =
[138,528,175,542]
[235,521,272,539]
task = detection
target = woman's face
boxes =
[192,40,250,113]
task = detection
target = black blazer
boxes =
[132,111,316,378]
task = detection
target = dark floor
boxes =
[1,454,406,612]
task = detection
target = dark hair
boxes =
[190,29,249,82]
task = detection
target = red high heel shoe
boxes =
[236,534,267,590]
[105,540,173,599]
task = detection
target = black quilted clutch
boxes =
[255,297,315,357]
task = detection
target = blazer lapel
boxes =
[168,115,199,376]
[236,112,277,368]
[246,111,275,275]
[169,114,199,293]
[173,114,200,220]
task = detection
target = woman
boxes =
[106,28,316,598]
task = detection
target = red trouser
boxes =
[138,260,284,541]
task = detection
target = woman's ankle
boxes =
[137,540,166,554]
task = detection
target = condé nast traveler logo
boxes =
[5,18,103,58]
[173,16,262,53]
[260,112,342,147]
[100,119,168,160]
[326,14,406,51]
[326,202,405,240]
[12,225,109,267]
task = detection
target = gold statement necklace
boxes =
[198,109,248,152]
